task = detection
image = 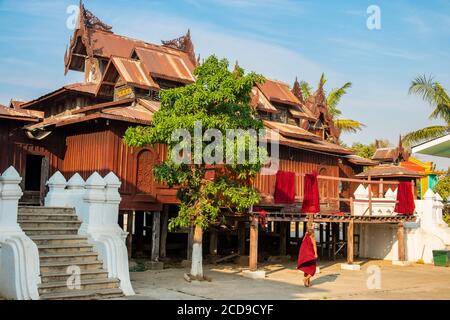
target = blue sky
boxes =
[0,0,449,168]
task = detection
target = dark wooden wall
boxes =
[1,118,361,212]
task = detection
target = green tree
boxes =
[301,74,365,133]
[434,175,450,225]
[350,140,390,159]
[404,75,450,145]
[123,56,266,279]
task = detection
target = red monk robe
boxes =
[297,233,317,277]
[394,181,415,215]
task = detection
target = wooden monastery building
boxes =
[1,2,386,263]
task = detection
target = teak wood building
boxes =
[0,2,374,260]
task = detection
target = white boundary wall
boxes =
[353,184,450,263]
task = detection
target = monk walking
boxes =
[297,228,318,287]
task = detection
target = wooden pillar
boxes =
[397,223,405,261]
[187,226,194,260]
[280,222,287,256]
[151,211,161,262]
[303,222,307,237]
[126,211,134,259]
[209,227,218,256]
[332,223,337,260]
[347,220,354,264]
[238,222,246,255]
[368,176,372,216]
[295,222,299,238]
[135,212,144,257]
[160,205,169,259]
[249,215,259,272]
[379,178,384,198]
[319,223,324,257]
[325,222,331,251]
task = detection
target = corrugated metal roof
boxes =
[20,82,97,109]
[345,155,379,166]
[0,104,43,121]
[109,56,159,90]
[250,87,278,113]
[263,120,321,141]
[88,29,190,62]
[102,103,153,123]
[133,46,195,84]
[264,127,352,155]
[372,147,397,161]
[136,98,161,113]
[257,79,301,107]
[355,165,424,178]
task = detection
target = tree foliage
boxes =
[404,75,450,145]
[350,140,390,159]
[123,56,266,231]
[434,174,450,225]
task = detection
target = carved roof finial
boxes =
[292,77,304,103]
[161,29,197,66]
[79,0,112,32]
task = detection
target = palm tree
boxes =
[404,75,450,145]
[301,74,365,133]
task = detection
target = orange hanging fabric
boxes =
[301,170,320,214]
[394,182,415,215]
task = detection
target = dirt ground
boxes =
[126,259,450,300]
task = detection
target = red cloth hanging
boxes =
[301,170,320,214]
[297,234,317,276]
[394,182,415,215]
[274,171,296,204]
[254,207,268,230]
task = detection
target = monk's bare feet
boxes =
[303,278,308,287]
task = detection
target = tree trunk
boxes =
[190,225,203,278]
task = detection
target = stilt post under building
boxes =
[280,222,287,256]
[249,215,259,272]
[347,220,354,264]
[151,211,161,262]
[397,223,406,262]
[160,205,169,259]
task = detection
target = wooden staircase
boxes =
[18,206,124,300]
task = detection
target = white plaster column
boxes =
[0,166,40,300]
[79,172,105,235]
[0,167,23,234]
[44,171,68,207]
[66,173,85,221]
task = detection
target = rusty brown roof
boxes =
[20,83,98,109]
[263,120,321,141]
[257,79,301,107]
[355,165,424,178]
[264,126,352,155]
[25,98,158,131]
[97,56,160,96]
[345,155,379,166]
[0,104,43,122]
[9,100,27,109]
[372,147,398,161]
[250,87,278,113]
[133,46,195,84]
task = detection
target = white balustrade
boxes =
[0,166,40,300]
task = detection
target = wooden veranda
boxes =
[244,174,417,272]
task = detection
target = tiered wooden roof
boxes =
[5,1,364,159]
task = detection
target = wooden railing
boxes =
[292,173,415,216]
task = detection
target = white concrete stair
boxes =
[18,206,124,300]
